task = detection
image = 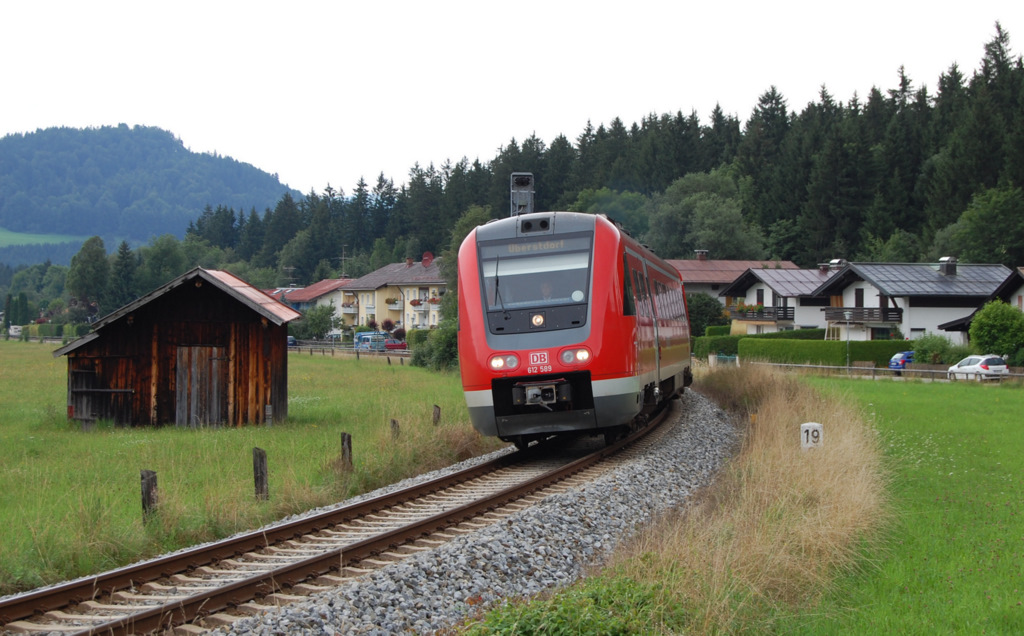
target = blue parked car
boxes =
[888,351,914,375]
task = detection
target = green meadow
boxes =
[0,340,500,595]
[0,227,89,247]
[4,338,1023,635]
[781,377,1024,634]
[465,370,1024,634]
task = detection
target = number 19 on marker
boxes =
[801,422,822,449]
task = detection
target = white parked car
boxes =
[947,355,1009,381]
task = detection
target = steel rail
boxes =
[2,404,671,634]
[0,451,524,625]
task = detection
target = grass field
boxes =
[464,369,1024,634]
[0,227,89,247]
[6,340,1022,633]
[777,377,1024,634]
[0,340,501,595]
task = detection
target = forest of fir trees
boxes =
[3,24,1022,336]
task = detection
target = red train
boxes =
[458,209,692,448]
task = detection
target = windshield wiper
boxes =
[493,255,510,320]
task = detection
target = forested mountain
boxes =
[3,25,1022,332]
[0,125,297,262]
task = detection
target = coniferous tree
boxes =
[108,240,138,308]
[736,86,792,230]
[255,193,302,268]
[370,173,397,240]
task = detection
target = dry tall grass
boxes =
[612,364,889,632]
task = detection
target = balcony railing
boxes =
[387,301,403,311]
[728,306,795,321]
[824,307,903,323]
[340,305,358,315]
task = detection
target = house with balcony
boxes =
[810,258,1015,343]
[718,265,839,334]
[342,257,446,330]
[667,250,799,305]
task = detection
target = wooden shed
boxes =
[54,267,302,427]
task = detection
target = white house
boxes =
[810,258,1015,344]
[718,266,839,334]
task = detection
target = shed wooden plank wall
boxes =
[65,279,289,427]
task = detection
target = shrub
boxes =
[411,323,458,371]
[911,332,953,364]
[739,339,908,367]
[693,329,826,358]
[969,300,1024,356]
[406,329,430,348]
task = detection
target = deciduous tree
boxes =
[969,300,1024,358]
[66,236,109,305]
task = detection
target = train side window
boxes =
[622,256,636,316]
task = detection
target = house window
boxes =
[855,288,864,308]
[756,289,764,305]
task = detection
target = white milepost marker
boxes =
[801,422,823,450]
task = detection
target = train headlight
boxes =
[489,354,520,371]
[559,348,591,365]
[530,313,545,328]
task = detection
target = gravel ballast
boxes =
[214,390,737,635]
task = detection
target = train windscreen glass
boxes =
[479,235,592,311]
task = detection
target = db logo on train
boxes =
[527,351,552,374]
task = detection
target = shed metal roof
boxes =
[54,268,301,358]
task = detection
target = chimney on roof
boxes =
[829,258,845,270]
[695,249,708,261]
[939,256,957,276]
[406,257,413,268]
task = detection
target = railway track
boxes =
[0,404,674,635]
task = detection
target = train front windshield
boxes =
[479,234,593,311]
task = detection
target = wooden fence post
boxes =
[253,447,269,501]
[141,470,158,523]
[340,432,353,471]
[432,404,441,426]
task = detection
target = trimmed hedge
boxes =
[24,323,65,338]
[693,328,826,358]
[705,325,730,337]
[738,338,910,367]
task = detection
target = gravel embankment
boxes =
[213,389,738,635]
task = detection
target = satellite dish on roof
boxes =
[422,252,434,268]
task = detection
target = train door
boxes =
[628,258,659,405]
[641,262,661,397]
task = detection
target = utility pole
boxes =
[333,245,349,278]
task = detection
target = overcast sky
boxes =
[1,1,1019,195]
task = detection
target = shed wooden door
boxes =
[175,346,227,427]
